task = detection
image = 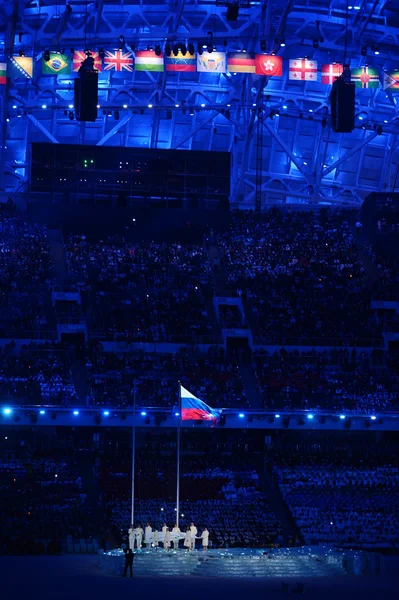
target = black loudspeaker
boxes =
[226,3,239,21]
[330,77,355,133]
[74,58,98,122]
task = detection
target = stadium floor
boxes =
[0,555,398,600]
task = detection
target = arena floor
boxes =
[0,555,398,600]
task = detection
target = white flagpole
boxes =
[176,381,181,528]
[130,379,137,526]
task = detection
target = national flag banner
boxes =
[289,59,318,81]
[8,56,33,79]
[255,54,283,77]
[42,53,71,75]
[0,62,6,85]
[321,63,344,84]
[165,51,196,72]
[104,49,134,72]
[197,51,226,73]
[134,50,164,72]
[180,386,220,422]
[383,71,399,91]
[351,66,379,88]
[227,52,256,74]
[73,50,103,72]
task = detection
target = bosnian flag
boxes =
[180,385,220,422]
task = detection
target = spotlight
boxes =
[275,414,280,418]
[19,50,25,57]
[42,104,47,109]
[197,42,203,56]
[370,415,377,420]
[155,44,162,57]
[39,410,46,415]
[175,412,179,417]
[188,42,195,56]
[103,411,110,416]
[114,110,120,120]
[118,34,125,49]
[165,43,171,57]
[173,44,179,56]
[3,408,12,416]
[44,49,50,62]
[207,44,213,54]
[238,413,245,418]
[340,415,346,420]
[313,39,319,49]
[260,40,267,52]
[189,108,194,116]
[99,47,105,58]
[180,43,187,56]
[280,40,286,47]
[307,414,314,420]
[73,410,79,416]
[141,411,147,416]
[148,104,153,108]
[68,111,74,120]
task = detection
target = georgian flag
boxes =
[289,59,318,81]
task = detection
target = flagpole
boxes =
[131,379,137,526]
[176,380,181,529]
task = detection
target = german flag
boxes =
[227,52,256,74]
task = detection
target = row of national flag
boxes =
[2,52,399,90]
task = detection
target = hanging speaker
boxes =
[330,77,355,133]
[74,56,98,122]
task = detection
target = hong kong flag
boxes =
[255,54,282,76]
[321,63,343,84]
[289,59,318,81]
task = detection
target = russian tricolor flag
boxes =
[180,385,220,423]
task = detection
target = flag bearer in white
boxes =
[172,524,181,550]
[184,527,191,552]
[135,524,144,550]
[145,523,152,551]
[154,529,159,552]
[200,528,209,552]
[128,525,135,550]
[164,527,171,552]
[190,522,197,551]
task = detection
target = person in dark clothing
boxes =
[123,548,134,577]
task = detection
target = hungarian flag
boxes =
[255,54,282,76]
[227,52,256,73]
[197,52,226,73]
[383,71,399,91]
[180,385,220,423]
[289,59,318,81]
[104,50,134,72]
[165,52,196,72]
[0,62,6,84]
[9,56,33,79]
[321,63,343,84]
[351,66,379,88]
[73,51,103,72]
[42,53,71,75]
[135,50,164,72]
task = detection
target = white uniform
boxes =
[201,530,209,549]
[190,525,197,551]
[135,527,143,550]
[184,530,191,550]
[162,525,167,548]
[164,529,171,550]
[172,526,181,550]
[128,527,135,550]
[154,530,159,550]
[145,526,152,550]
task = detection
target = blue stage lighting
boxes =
[73,410,79,416]
[370,415,376,420]
[307,414,314,420]
[103,411,109,416]
[340,415,346,420]
[39,410,46,415]
[275,414,280,418]
[238,413,245,418]
[141,411,147,416]
[3,408,12,416]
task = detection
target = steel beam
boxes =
[96,114,133,147]
[27,115,60,144]
[322,131,380,178]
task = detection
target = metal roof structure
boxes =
[1,0,399,207]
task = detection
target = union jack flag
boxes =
[73,51,103,72]
[104,50,134,72]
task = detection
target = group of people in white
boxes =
[128,522,209,552]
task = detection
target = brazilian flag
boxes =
[42,52,71,75]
